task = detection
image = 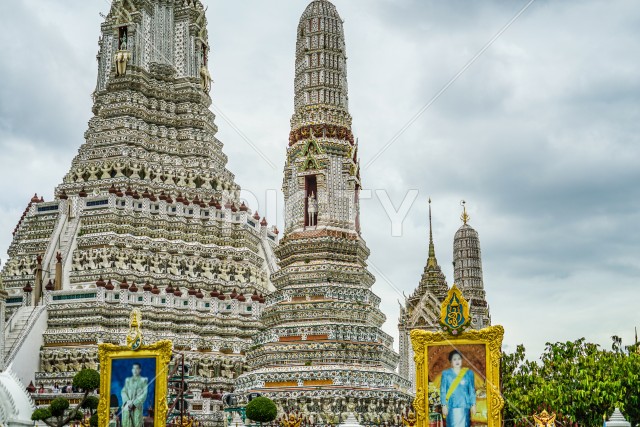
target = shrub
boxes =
[31,408,52,421]
[245,396,277,423]
[50,397,70,417]
[73,369,100,391]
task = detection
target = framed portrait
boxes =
[411,325,504,427]
[97,340,172,427]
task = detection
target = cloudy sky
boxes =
[1,0,639,359]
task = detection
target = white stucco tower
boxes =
[453,203,491,329]
[237,1,412,423]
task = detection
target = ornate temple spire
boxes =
[453,201,491,329]
[398,199,448,387]
[291,0,351,131]
[403,199,448,314]
[98,0,211,92]
[283,0,360,235]
[238,1,411,417]
[427,198,437,268]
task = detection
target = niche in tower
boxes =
[118,26,128,50]
[304,175,318,227]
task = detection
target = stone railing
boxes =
[44,286,265,320]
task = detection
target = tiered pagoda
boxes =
[454,203,491,329]
[1,0,277,423]
[235,1,412,423]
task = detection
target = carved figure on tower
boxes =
[115,50,131,77]
[307,191,318,227]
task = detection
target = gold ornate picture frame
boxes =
[97,340,173,427]
[411,325,504,427]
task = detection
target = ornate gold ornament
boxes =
[279,413,303,427]
[410,325,504,427]
[402,411,418,427]
[439,284,471,335]
[126,308,143,350]
[533,410,557,427]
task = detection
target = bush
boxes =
[89,414,99,427]
[31,408,52,421]
[246,397,277,423]
[50,397,70,417]
[73,369,100,391]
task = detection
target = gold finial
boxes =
[460,200,470,225]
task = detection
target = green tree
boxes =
[31,369,100,427]
[245,396,278,425]
[502,338,640,427]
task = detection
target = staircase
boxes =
[58,216,80,287]
[4,307,37,360]
[3,306,47,386]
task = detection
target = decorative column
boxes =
[54,252,63,291]
[34,255,43,306]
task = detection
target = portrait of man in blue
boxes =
[440,350,476,427]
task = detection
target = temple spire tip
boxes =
[460,200,470,225]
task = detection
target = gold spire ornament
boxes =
[460,200,470,225]
[126,308,143,350]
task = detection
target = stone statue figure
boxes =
[120,32,128,50]
[115,50,131,77]
[200,65,212,92]
[321,398,335,424]
[342,397,357,422]
[42,353,54,373]
[307,191,318,227]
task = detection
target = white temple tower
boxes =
[1,1,277,423]
[453,203,491,329]
[236,1,411,423]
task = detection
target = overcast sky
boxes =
[1,0,639,359]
